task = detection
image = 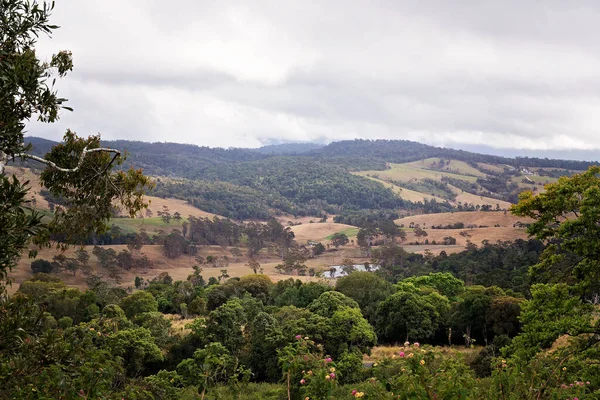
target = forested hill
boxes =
[26,137,598,171]
[22,137,599,220]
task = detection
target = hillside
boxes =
[21,137,595,220]
[395,211,533,228]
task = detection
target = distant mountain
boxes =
[20,136,599,220]
[253,142,324,155]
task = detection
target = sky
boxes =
[30,0,600,153]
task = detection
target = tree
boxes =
[158,205,172,224]
[218,269,230,282]
[247,312,285,382]
[308,291,360,318]
[506,283,594,362]
[0,1,150,286]
[327,306,377,358]
[230,247,243,262]
[403,272,465,299]
[330,232,349,248]
[245,258,262,274]
[375,290,442,343]
[312,242,326,256]
[512,166,600,295]
[338,258,353,271]
[106,327,163,376]
[336,272,395,324]
[30,259,53,274]
[173,211,182,222]
[120,291,159,319]
[207,299,246,355]
[414,226,428,239]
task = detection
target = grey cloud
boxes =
[27,0,600,151]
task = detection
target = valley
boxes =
[6,142,569,291]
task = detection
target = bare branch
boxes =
[11,147,121,173]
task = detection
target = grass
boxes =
[111,216,188,233]
[403,158,486,177]
[364,344,482,363]
[325,227,359,240]
[358,175,445,203]
[357,163,478,184]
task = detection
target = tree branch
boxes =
[10,147,121,173]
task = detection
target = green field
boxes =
[111,216,188,233]
[325,227,359,240]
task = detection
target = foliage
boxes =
[512,166,600,295]
[0,0,150,286]
[308,291,360,318]
[336,272,395,324]
[106,327,164,376]
[368,344,477,400]
[402,272,465,299]
[30,258,53,274]
[120,290,159,319]
[375,290,442,343]
[506,283,594,362]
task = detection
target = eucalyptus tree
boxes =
[1,0,151,286]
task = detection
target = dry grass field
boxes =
[139,197,215,220]
[403,158,486,177]
[476,162,506,173]
[448,185,513,209]
[10,243,368,293]
[356,163,479,184]
[395,211,533,228]
[403,227,528,247]
[361,175,446,203]
[290,222,358,243]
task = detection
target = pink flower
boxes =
[399,351,405,357]
[329,372,336,379]
[414,342,420,348]
[587,381,591,385]
[351,390,357,396]
[296,335,302,340]
[300,379,305,385]
[574,398,579,400]
[325,357,333,363]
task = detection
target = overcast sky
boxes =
[30,0,600,152]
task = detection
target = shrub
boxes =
[30,259,53,274]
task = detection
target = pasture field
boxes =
[361,175,445,203]
[395,210,533,228]
[403,227,528,247]
[447,185,513,209]
[11,243,368,293]
[403,158,485,177]
[325,227,359,240]
[290,222,358,243]
[355,163,478,184]
[476,162,506,173]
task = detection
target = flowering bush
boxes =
[368,343,476,399]
[488,354,596,400]
[278,335,340,400]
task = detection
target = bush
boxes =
[31,259,53,274]
[58,316,73,329]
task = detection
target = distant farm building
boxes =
[326,264,380,279]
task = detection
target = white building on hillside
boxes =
[326,264,380,279]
